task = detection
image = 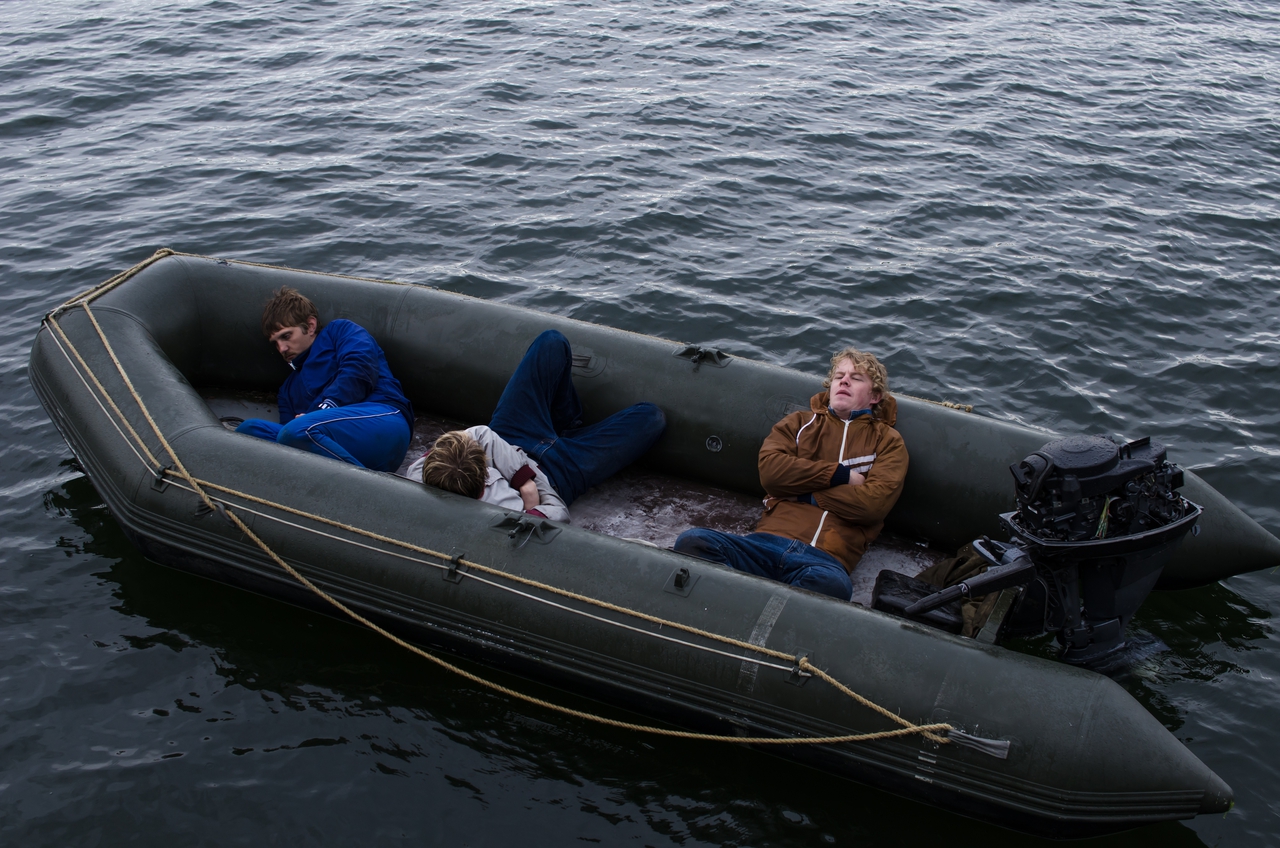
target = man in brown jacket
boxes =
[674,348,908,600]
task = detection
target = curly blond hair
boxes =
[823,347,888,397]
[420,431,487,499]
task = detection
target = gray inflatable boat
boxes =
[31,250,1277,837]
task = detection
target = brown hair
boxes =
[261,286,319,338]
[420,431,487,499]
[823,347,889,397]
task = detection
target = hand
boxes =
[847,471,866,487]
[518,478,540,510]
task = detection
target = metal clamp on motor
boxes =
[904,539,1036,617]
[878,434,1201,667]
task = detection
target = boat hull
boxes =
[29,253,1248,836]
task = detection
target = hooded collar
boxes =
[810,391,898,426]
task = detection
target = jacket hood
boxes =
[810,391,898,427]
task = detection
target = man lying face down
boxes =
[675,348,909,601]
[236,286,414,472]
[403,328,667,521]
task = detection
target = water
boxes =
[4,1,1279,844]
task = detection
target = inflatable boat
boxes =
[31,250,1278,837]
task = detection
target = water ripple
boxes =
[4,1,1280,844]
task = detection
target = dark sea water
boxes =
[4,1,1279,844]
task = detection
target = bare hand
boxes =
[847,471,866,487]
[518,478,540,510]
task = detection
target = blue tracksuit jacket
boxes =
[277,319,413,429]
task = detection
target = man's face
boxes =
[269,316,317,364]
[829,358,881,418]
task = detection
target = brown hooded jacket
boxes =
[754,391,908,572]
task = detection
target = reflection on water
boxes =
[7,0,1280,843]
[1001,579,1272,735]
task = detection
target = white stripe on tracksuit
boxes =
[301,407,402,462]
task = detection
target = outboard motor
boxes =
[883,435,1201,666]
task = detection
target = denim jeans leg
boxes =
[780,540,854,601]
[539,402,666,504]
[674,530,790,580]
[675,531,852,600]
[489,330,583,455]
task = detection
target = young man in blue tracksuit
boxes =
[236,286,414,472]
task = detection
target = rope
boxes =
[53,249,978,419]
[46,317,162,469]
[168,472,945,742]
[172,472,950,741]
[53,248,177,316]
[55,248,718,351]
[898,393,974,413]
[45,265,954,748]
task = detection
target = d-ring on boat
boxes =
[30,250,1279,837]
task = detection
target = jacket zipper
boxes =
[810,416,851,547]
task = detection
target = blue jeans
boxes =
[237,402,411,472]
[489,330,666,505]
[673,530,854,601]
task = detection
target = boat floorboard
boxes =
[203,391,941,606]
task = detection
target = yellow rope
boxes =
[172,472,945,742]
[898,393,974,413]
[46,273,953,748]
[51,250,978,418]
[46,317,162,469]
[54,248,177,314]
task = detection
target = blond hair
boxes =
[823,347,889,397]
[421,431,487,499]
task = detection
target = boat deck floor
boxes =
[205,392,941,606]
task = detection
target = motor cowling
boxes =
[1009,435,1188,542]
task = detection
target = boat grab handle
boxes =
[673,344,731,370]
[491,513,562,546]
